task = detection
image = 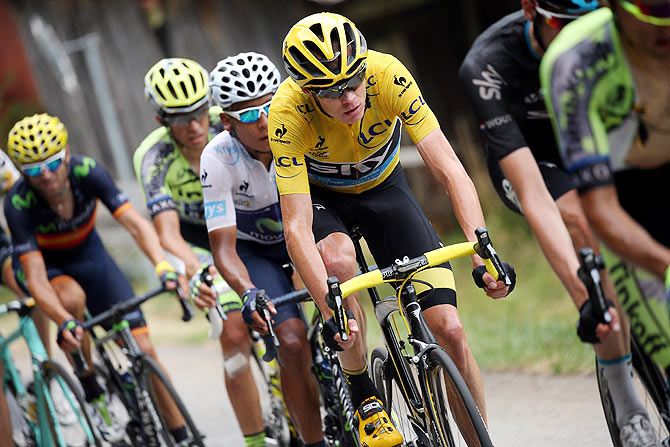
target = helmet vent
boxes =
[167,82,178,99]
[246,81,255,93]
[309,23,324,42]
[243,68,250,78]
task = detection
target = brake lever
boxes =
[200,267,227,321]
[325,277,348,342]
[474,227,511,286]
[256,291,279,349]
[578,248,612,324]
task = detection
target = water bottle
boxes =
[121,371,138,410]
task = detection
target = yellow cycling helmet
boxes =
[282,12,367,88]
[7,113,68,165]
[144,58,210,115]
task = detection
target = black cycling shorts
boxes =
[487,155,576,215]
[236,239,302,327]
[310,165,457,310]
[615,164,669,248]
[13,233,146,331]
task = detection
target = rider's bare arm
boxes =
[152,210,202,278]
[20,251,73,326]
[500,148,588,305]
[115,204,171,268]
[280,193,331,315]
[415,128,486,248]
[582,185,670,279]
[209,225,254,297]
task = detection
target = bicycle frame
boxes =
[1,300,95,446]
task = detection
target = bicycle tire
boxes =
[40,359,103,447]
[370,346,432,447]
[596,337,670,447]
[140,354,205,447]
[423,348,493,447]
[250,345,298,447]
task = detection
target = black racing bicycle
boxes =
[581,248,670,446]
[255,289,359,447]
[72,287,205,447]
[262,226,509,447]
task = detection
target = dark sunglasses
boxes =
[309,64,367,100]
[164,105,210,127]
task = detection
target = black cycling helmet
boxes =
[536,0,599,16]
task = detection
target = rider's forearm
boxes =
[212,249,254,297]
[520,189,588,307]
[155,227,201,278]
[582,188,670,279]
[284,223,330,316]
[26,277,72,327]
[121,211,168,267]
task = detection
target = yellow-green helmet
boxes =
[282,12,367,88]
[144,58,210,115]
[7,113,68,165]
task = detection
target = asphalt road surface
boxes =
[9,339,613,446]
[155,342,613,447]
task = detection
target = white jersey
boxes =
[200,131,283,245]
[0,150,20,195]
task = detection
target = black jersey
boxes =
[459,11,563,167]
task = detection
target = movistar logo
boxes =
[36,222,58,234]
[73,157,96,179]
[255,218,283,234]
[11,190,37,211]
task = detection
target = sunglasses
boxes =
[308,64,367,99]
[618,0,670,26]
[164,105,210,127]
[21,151,66,177]
[535,5,581,29]
[223,100,272,124]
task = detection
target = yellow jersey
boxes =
[269,50,440,195]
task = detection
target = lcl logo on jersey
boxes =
[295,103,315,115]
[271,124,291,145]
[472,64,505,101]
[393,75,413,98]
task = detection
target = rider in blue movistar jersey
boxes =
[5,113,189,443]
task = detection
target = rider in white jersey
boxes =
[200,134,282,245]
[199,52,324,447]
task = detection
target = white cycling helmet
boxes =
[209,52,281,109]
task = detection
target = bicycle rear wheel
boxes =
[140,354,205,447]
[249,341,298,447]
[40,359,102,447]
[596,337,670,447]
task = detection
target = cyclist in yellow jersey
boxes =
[268,12,515,447]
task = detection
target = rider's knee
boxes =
[277,330,311,371]
[317,234,356,277]
[220,319,251,350]
[433,320,469,368]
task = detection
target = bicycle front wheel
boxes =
[422,348,493,447]
[40,359,102,447]
[596,337,670,447]
[140,354,205,447]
